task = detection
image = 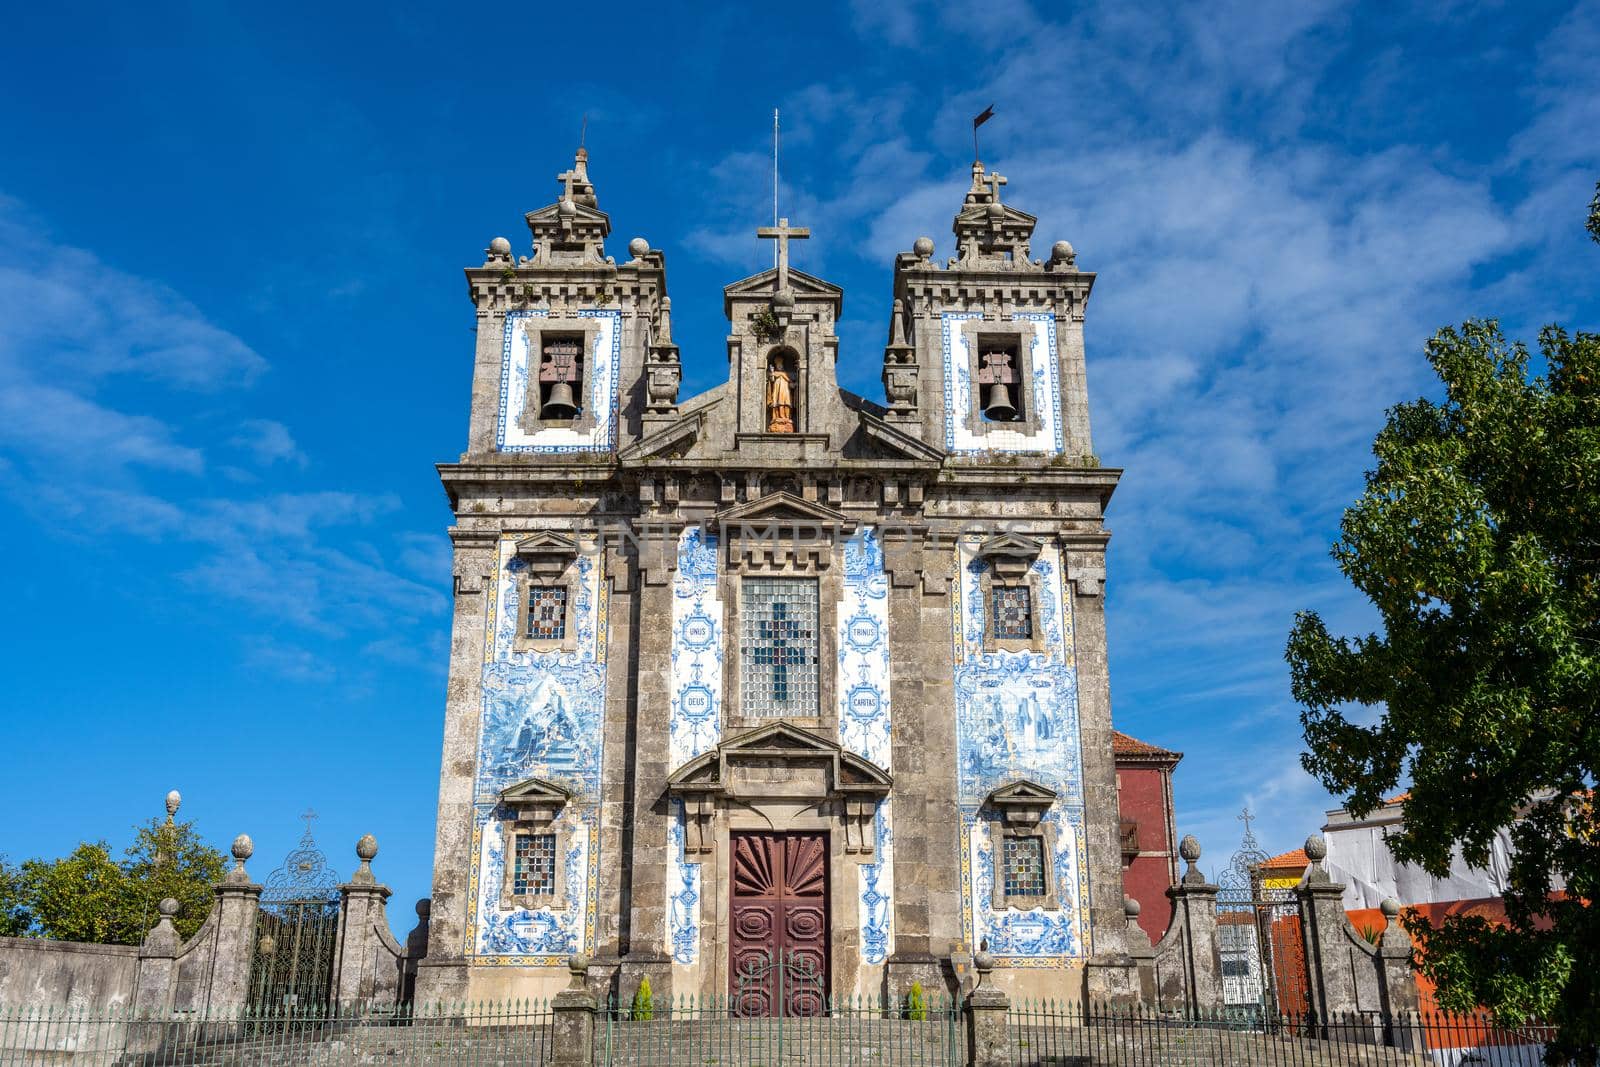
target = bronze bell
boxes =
[542,381,579,419]
[983,381,1017,422]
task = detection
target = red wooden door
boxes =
[730,832,829,1017]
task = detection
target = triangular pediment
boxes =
[515,530,578,558]
[710,491,850,530]
[955,203,1038,228]
[500,776,574,804]
[718,721,836,757]
[988,779,1058,804]
[723,267,841,300]
[525,201,611,226]
[976,532,1043,560]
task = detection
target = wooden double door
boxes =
[729,831,829,1017]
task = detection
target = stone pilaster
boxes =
[414,535,494,1005]
[1157,836,1222,1011]
[1296,833,1358,1022]
[331,835,404,1012]
[1375,898,1423,1048]
[204,836,263,1016]
[1122,898,1156,1004]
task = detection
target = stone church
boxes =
[416,145,1134,1009]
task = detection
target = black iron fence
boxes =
[1006,1001,1556,1067]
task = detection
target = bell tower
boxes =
[882,161,1096,459]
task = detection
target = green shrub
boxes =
[631,976,654,1021]
[905,981,927,1021]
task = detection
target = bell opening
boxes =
[539,336,584,421]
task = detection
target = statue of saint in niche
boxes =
[766,355,795,433]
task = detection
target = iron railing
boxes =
[0,999,555,1067]
[1005,1001,1557,1067]
[600,992,963,1066]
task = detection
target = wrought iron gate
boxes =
[247,813,341,1012]
[1216,809,1311,1021]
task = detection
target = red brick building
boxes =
[1112,731,1182,942]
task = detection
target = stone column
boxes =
[964,949,1011,1067]
[1164,836,1222,1012]
[550,955,599,1067]
[1295,834,1357,1024]
[127,898,182,1054]
[332,835,400,1014]
[204,835,264,1016]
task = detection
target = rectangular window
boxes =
[512,833,558,897]
[1002,835,1047,898]
[992,585,1034,641]
[740,577,820,718]
[526,586,568,640]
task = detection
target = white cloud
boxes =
[231,419,308,469]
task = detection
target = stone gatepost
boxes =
[332,834,404,1014]
[1122,897,1156,1004]
[964,949,1010,1067]
[206,834,264,1016]
[551,954,598,1067]
[1161,835,1222,1011]
[1295,833,1358,1024]
[130,897,182,1052]
[1375,897,1424,1049]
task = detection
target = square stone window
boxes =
[525,586,569,641]
[991,585,1034,641]
[512,833,558,897]
[739,577,820,719]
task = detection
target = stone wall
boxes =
[0,935,139,1010]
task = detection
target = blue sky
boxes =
[1,1,1595,924]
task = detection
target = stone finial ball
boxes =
[416,899,432,918]
[158,897,180,917]
[489,236,512,255]
[772,288,796,309]
[568,953,589,973]
[165,790,181,817]
[973,949,995,972]
[356,834,379,861]
[1124,896,1141,917]
[558,197,577,217]
[1052,239,1075,261]
[1380,897,1401,921]
[232,834,254,861]
[986,200,1005,218]
[1304,833,1328,862]
[1178,834,1201,862]
[913,236,935,258]
[628,237,649,259]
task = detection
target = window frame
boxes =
[735,575,823,722]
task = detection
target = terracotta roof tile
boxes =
[1111,730,1182,761]
[1261,848,1308,870]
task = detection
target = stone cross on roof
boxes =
[757,217,810,292]
[987,171,1007,204]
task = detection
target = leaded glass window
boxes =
[1002,835,1047,898]
[526,586,568,641]
[992,585,1033,641]
[740,577,820,718]
[512,833,557,897]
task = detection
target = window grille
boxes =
[992,585,1034,640]
[526,586,568,640]
[740,578,820,718]
[512,833,557,897]
[1002,835,1047,898]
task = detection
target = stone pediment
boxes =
[709,491,850,531]
[987,779,1057,828]
[525,201,611,227]
[499,777,573,823]
[723,267,842,301]
[955,203,1038,229]
[515,530,579,557]
[618,406,708,463]
[976,532,1043,561]
[666,722,891,798]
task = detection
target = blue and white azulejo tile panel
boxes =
[665,797,702,965]
[467,533,607,964]
[940,311,1065,455]
[951,535,1090,964]
[857,799,895,966]
[837,528,891,769]
[497,308,621,453]
[669,527,723,771]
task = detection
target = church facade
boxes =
[416,146,1134,1007]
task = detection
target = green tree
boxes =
[1286,317,1600,1063]
[0,856,31,936]
[11,817,227,946]
[1588,180,1599,245]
